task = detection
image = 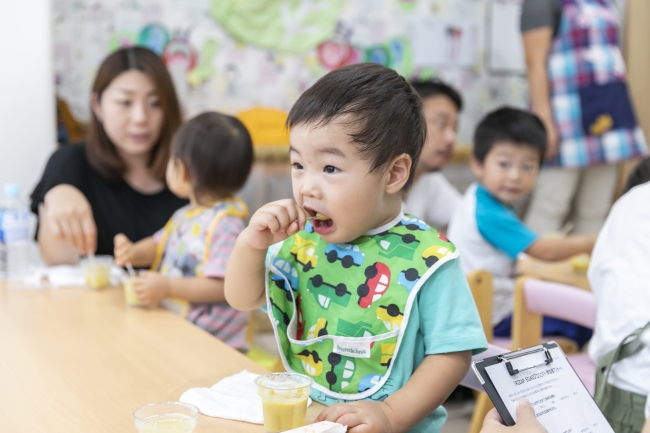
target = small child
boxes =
[114,111,253,351]
[448,107,597,347]
[225,63,487,433]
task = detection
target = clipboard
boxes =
[471,342,613,431]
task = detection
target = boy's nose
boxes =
[299,176,321,199]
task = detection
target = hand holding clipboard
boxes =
[472,342,614,433]
[482,400,548,433]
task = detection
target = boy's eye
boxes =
[324,165,339,174]
[118,100,131,107]
[150,99,161,108]
[292,162,304,170]
[499,161,509,168]
[523,164,535,172]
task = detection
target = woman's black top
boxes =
[30,143,188,256]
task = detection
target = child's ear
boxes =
[90,93,103,122]
[385,153,412,194]
[177,160,192,182]
[470,155,484,179]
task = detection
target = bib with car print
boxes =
[266,213,458,400]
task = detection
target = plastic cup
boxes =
[133,402,199,433]
[123,276,140,307]
[255,372,313,433]
[81,255,112,288]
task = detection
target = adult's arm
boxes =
[38,184,97,265]
[31,145,97,265]
[523,27,557,160]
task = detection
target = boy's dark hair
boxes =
[410,79,463,112]
[473,107,547,164]
[287,63,425,190]
[623,157,650,194]
[171,112,253,203]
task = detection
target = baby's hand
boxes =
[114,234,134,267]
[133,271,170,306]
[315,401,395,433]
[243,199,308,250]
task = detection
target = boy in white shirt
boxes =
[403,80,463,232]
[448,107,596,346]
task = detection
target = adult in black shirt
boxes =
[32,47,187,265]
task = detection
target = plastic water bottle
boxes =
[0,183,31,281]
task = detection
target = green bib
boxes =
[266,214,458,400]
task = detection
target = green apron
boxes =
[594,321,650,433]
[265,214,458,400]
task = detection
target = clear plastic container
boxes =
[0,183,31,281]
[255,373,313,433]
[133,402,199,433]
[123,275,140,306]
[81,255,112,288]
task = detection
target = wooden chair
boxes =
[467,270,494,343]
[236,107,290,161]
[512,277,597,394]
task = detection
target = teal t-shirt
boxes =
[264,252,487,433]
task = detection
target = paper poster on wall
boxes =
[410,16,476,68]
[488,1,526,74]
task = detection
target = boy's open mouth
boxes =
[305,208,335,235]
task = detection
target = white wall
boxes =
[0,1,56,201]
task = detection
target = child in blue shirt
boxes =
[225,63,487,433]
[448,107,597,347]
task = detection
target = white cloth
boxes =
[180,370,312,425]
[448,183,515,325]
[588,183,650,418]
[22,265,124,288]
[282,421,347,433]
[402,172,461,233]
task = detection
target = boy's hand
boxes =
[114,234,134,267]
[133,271,170,306]
[244,199,308,250]
[315,401,396,433]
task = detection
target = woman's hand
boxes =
[114,234,134,267]
[41,184,97,255]
[133,271,170,306]
[242,199,308,250]
[481,400,547,433]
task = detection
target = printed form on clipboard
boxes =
[472,342,614,433]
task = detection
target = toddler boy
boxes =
[448,107,596,346]
[225,63,487,433]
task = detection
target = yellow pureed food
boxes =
[571,254,590,273]
[123,277,140,306]
[260,392,308,432]
[315,213,329,221]
[255,373,313,433]
[84,263,110,288]
[135,413,196,433]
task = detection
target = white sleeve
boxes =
[424,174,461,230]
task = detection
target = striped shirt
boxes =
[153,200,249,351]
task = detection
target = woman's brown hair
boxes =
[86,47,182,183]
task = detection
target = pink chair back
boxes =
[460,344,509,392]
[522,279,597,329]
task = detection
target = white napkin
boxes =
[282,421,347,433]
[22,265,124,288]
[180,370,313,425]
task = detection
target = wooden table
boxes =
[0,283,324,432]
[517,256,591,291]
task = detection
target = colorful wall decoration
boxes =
[53,0,528,144]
